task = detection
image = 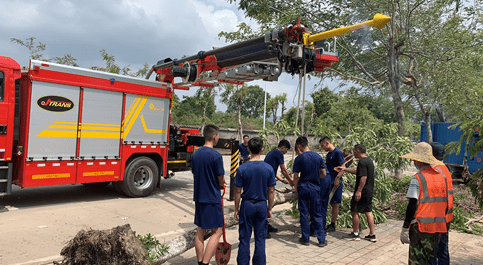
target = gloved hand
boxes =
[400,227,410,244]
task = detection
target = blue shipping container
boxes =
[420,122,483,174]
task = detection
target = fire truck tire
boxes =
[121,157,159,197]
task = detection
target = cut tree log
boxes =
[154,191,297,264]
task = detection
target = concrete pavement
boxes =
[167,212,483,265]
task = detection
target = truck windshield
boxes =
[0,71,4,102]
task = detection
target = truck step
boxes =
[0,179,7,183]
[0,166,8,169]
[0,192,7,197]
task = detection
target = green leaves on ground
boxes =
[137,233,169,264]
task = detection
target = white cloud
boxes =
[188,0,238,37]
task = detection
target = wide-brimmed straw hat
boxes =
[401,142,445,165]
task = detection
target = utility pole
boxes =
[263,82,267,129]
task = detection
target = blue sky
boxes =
[0,0,341,114]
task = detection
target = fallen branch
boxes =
[154,191,298,264]
[465,214,483,230]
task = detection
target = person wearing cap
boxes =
[400,142,449,265]
[430,142,454,265]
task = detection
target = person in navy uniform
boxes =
[239,135,250,164]
[192,124,226,265]
[292,136,329,247]
[319,136,346,232]
[263,139,293,238]
[234,137,276,265]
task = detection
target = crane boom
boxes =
[148,14,391,90]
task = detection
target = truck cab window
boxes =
[0,71,4,102]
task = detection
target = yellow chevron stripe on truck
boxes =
[122,95,148,138]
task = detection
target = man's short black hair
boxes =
[203,124,219,141]
[319,136,331,144]
[248,137,263,154]
[278,139,291,149]
[243,135,249,139]
[354,144,366,154]
[295,136,308,148]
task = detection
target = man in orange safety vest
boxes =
[400,142,449,265]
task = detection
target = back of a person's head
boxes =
[354,144,366,154]
[295,136,308,148]
[248,137,263,154]
[203,124,219,141]
[430,142,445,161]
[319,136,331,144]
[278,139,291,149]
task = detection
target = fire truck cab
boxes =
[0,56,196,197]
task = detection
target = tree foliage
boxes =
[11,36,78,66]
[221,0,483,140]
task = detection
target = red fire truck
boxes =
[0,14,389,198]
[0,57,199,197]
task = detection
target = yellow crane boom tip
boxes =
[373,13,391,29]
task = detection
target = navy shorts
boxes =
[194,202,224,230]
[350,196,373,213]
[329,182,343,204]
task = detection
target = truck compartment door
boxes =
[27,81,80,160]
[78,88,122,159]
[122,94,169,144]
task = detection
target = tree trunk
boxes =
[272,106,278,124]
[424,113,432,143]
[387,24,405,178]
[281,101,286,120]
[154,191,298,264]
[436,104,446,122]
[387,21,406,138]
[200,100,209,133]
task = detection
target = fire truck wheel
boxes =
[121,157,159,197]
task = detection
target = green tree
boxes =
[220,83,246,140]
[11,37,47,61]
[224,85,268,118]
[311,86,338,117]
[11,37,78,66]
[267,93,287,123]
[222,0,483,139]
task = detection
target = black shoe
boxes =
[342,232,360,241]
[298,238,309,246]
[268,224,279,233]
[318,241,328,247]
[266,232,272,239]
[310,231,316,237]
[364,234,377,242]
[326,223,336,232]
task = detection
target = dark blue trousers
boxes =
[298,185,325,243]
[237,200,267,265]
[310,183,329,237]
[437,232,449,265]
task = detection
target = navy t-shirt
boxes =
[264,148,284,174]
[293,151,327,188]
[192,147,225,203]
[239,144,249,159]
[326,148,345,183]
[234,161,276,201]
